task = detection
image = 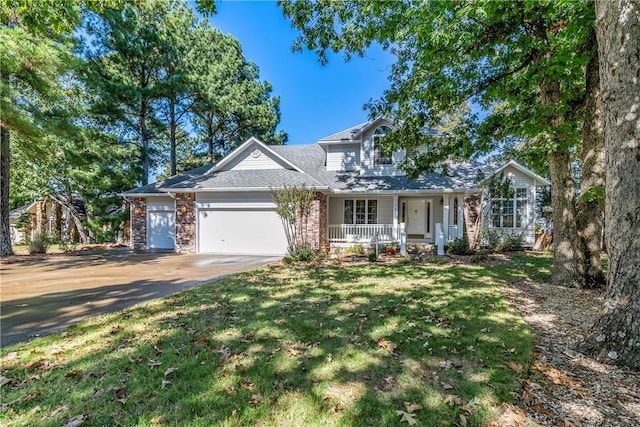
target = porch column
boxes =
[443,194,450,241]
[392,195,399,240]
[457,194,464,239]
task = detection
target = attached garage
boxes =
[197,193,288,255]
[147,197,175,250]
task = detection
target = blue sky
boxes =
[208,1,394,144]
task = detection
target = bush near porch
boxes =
[0,254,552,427]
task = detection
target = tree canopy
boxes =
[1,0,284,254]
[280,0,598,287]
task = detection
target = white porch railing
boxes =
[328,224,397,243]
[448,225,460,242]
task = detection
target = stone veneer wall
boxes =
[131,198,147,251]
[175,193,196,253]
[304,192,328,251]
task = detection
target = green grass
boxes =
[0,253,552,426]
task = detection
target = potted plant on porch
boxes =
[385,243,398,255]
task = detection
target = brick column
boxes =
[306,192,327,251]
[175,193,196,253]
[131,198,147,251]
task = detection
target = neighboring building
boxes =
[9,197,87,244]
[122,118,549,255]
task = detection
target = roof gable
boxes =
[213,137,302,173]
[318,117,395,143]
[491,160,550,186]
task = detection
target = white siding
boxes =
[360,123,406,177]
[226,147,288,171]
[326,143,360,171]
[488,165,537,246]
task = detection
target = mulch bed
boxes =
[504,279,640,426]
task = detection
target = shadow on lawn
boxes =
[0,276,213,347]
[1,254,552,426]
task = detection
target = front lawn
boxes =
[0,253,551,426]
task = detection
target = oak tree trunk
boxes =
[576,35,606,288]
[0,125,13,257]
[581,0,640,370]
[540,79,585,287]
[547,149,585,287]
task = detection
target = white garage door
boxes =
[198,208,287,255]
[148,211,175,250]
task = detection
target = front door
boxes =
[406,199,433,238]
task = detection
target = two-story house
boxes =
[123,118,549,255]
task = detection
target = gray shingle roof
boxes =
[123,141,491,195]
[166,169,324,190]
[318,162,490,192]
[317,121,370,142]
[122,163,217,195]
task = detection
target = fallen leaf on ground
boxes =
[444,394,464,406]
[51,405,69,417]
[0,376,11,387]
[164,367,177,377]
[65,369,83,378]
[507,361,523,374]
[250,393,263,404]
[241,381,255,390]
[64,414,86,427]
[403,402,423,413]
[377,337,397,353]
[147,359,162,368]
[161,380,171,389]
[150,416,163,424]
[441,382,454,390]
[395,410,417,425]
[564,417,582,426]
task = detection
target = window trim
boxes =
[344,199,378,224]
[373,126,393,166]
[491,187,528,229]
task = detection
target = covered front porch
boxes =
[326,194,467,246]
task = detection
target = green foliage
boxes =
[483,229,525,253]
[14,212,31,231]
[368,250,377,262]
[281,1,593,170]
[27,231,50,254]
[345,243,365,255]
[1,258,539,426]
[287,245,321,263]
[271,184,316,253]
[446,238,474,255]
[580,185,605,203]
[470,252,489,264]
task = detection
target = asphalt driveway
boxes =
[0,250,280,347]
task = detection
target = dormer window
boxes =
[373,126,392,166]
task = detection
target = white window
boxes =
[373,126,392,166]
[344,199,378,224]
[491,188,528,228]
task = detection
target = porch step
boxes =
[406,242,437,255]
